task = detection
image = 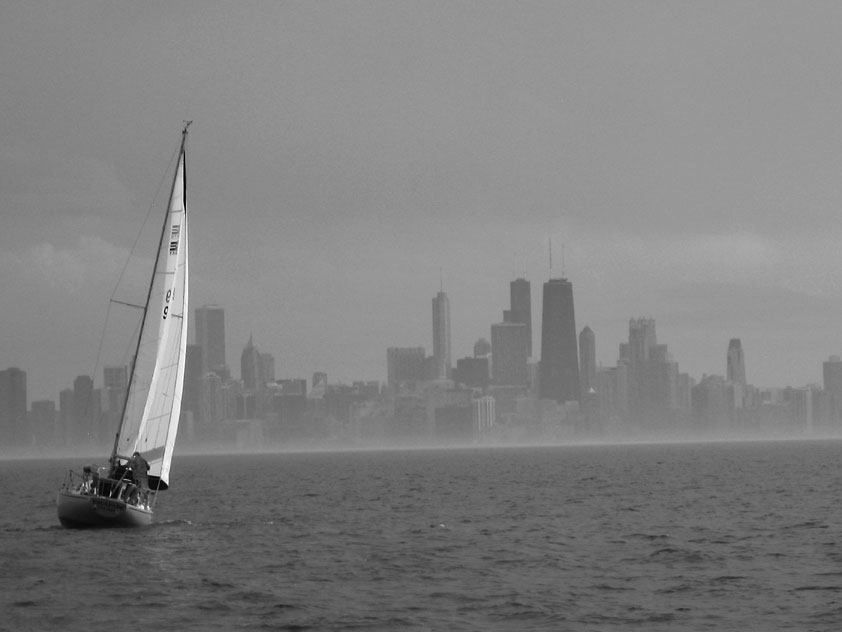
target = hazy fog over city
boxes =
[4,3,842,454]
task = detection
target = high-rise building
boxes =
[201,372,225,431]
[387,347,426,388]
[823,355,842,422]
[195,305,226,376]
[453,357,490,390]
[539,278,580,403]
[622,318,689,431]
[0,367,27,446]
[726,338,747,385]
[491,321,529,387]
[241,334,262,390]
[432,291,451,380]
[59,388,74,448]
[472,395,495,435]
[103,366,128,390]
[627,318,657,367]
[72,375,101,446]
[30,399,56,447]
[103,365,128,445]
[182,344,204,422]
[509,278,532,358]
[260,353,276,384]
[579,326,596,394]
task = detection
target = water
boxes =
[4,440,842,631]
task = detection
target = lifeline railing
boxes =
[61,467,158,508]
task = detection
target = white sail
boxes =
[117,136,189,488]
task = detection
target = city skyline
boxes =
[5,4,842,403]
[9,273,842,412]
[6,283,838,451]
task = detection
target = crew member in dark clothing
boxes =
[129,451,150,505]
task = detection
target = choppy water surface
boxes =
[4,440,842,631]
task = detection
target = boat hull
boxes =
[57,489,153,528]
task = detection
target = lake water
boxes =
[3,440,842,631]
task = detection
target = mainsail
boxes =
[116,128,189,489]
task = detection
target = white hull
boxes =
[57,489,152,528]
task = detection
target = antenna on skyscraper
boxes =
[561,243,566,278]
[548,238,553,277]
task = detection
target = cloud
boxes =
[7,236,132,295]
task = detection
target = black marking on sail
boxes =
[169,224,180,254]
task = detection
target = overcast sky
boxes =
[4,1,842,402]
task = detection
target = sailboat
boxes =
[57,123,191,528]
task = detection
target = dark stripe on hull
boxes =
[57,490,153,528]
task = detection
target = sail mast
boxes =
[111,124,191,464]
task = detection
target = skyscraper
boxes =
[622,318,687,430]
[30,399,56,447]
[509,278,532,358]
[432,291,451,380]
[539,278,580,403]
[453,356,490,389]
[491,321,529,387]
[387,347,426,388]
[0,367,27,446]
[103,365,128,445]
[726,338,746,385]
[579,326,596,394]
[182,344,204,423]
[261,353,276,384]
[72,374,101,446]
[627,317,657,367]
[241,334,262,390]
[59,388,74,448]
[823,355,842,422]
[103,365,128,390]
[195,305,226,375]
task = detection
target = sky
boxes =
[4,1,842,403]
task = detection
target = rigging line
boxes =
[112,142,180,304]
[87,141,181,403]
[111,299,144,310]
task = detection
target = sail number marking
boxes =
[169,224,180,255]
[163,288,173,320]
[163,221,181,320]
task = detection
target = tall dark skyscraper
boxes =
[432,291,451,380]
[0,367,27,446]
[579,326,596,394]
[491,321,529,387]
[539,278,580,403]
[241,334,262,390]
[195,305,226,375]
[726,338,746,385]
[508,278,532,358]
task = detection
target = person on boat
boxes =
[128,451,150,505]
[109,455,128,480]
[80,465,94,494]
